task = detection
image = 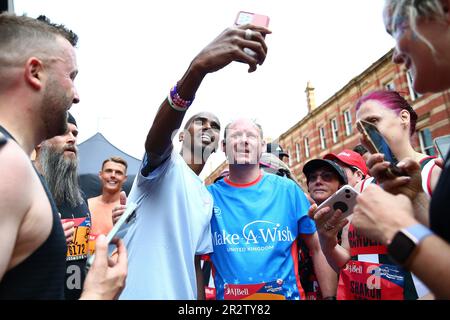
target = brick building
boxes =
[205,49,450,187]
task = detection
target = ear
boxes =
[399,109,410,129]
[221,140,226,153]
[24,57,44,90]
[179,131,184,142]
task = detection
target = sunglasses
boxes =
[307,171,337,183]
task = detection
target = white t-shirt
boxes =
[119,151,213,300]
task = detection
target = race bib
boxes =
[338,260,404,300]
[224,280,286,300]
[62,217,91,261]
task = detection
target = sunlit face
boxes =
[356,100,407,151]
[99,161,127,193]
[223,119,264,165]
[41,37,79,139]
[383,2,450,93]
[184,112,221,159]
[44,122,78,161]
[307,167,341,205]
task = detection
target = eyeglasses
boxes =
[307,171,337,183]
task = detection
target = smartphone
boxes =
[356,120,404,178]
[434,134,450,158]
[234,11,270,27]
[86,201,138,270]
[314,185,359,219]
[234,11,270,57]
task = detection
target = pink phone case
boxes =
[235,11,270,27]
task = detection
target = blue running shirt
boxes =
[208,172,316,300]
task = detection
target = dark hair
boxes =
[0,13,78,47]
[355,90,418,136]
[353,144,368,156]
[36,15,78,46]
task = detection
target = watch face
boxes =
[388,231,416,265]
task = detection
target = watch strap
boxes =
[402,224,434,244]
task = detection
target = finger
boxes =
[308,203,318,219]
[63,221,75,231]
[380,176,411,192]
[397,158,420,174]
[328,209,345,226]
[66,236,73,244]
[369,161,392,180]
[120,191,127,205]
[92,234,108,269]
[313,206,332,226]
[64,227,75,238]
[366,153,386,169]
[111,238,128,269]
[236,24,272,36]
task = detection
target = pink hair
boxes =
[355,90,418,136]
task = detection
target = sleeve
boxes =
[136,150,175,189]
[293,184,316,235]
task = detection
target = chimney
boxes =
[305,81,317,113]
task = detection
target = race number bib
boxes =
[62,217,91,261]
[338,260,404,300]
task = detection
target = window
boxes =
[384,80,395,91]
[295,143,301,163]
[344,109,352,136]
[319,127,327,150]
[331,118,339,143]
[406,70,422,101]
[419,128,436,156]
[304,137,310,159]
[287,148,292,166]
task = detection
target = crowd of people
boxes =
[0,0,449,300]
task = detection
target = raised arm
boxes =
[144,24,271,171]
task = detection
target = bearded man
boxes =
[35,113,91,300]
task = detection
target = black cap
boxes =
[266,142,289,159]
[67,112,77,127]
[302,159,348,185]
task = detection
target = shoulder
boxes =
[0,140,35,218]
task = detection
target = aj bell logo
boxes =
[213,220,294,246]
[213,206,222,217]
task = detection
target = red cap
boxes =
[324,149,368,176]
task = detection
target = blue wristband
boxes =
[402,224,433,244]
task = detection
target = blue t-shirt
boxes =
[207,172,316,300]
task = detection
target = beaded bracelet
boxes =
[167,83,194,112]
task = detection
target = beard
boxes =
[41,77,71,140]
[38,142,83,208]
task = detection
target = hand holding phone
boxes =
[234,11,270,57]
[86,201,138,271]
[314,185,359,220]
[356,120,405,179]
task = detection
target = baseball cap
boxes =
[324,149,368,176]
[266,142,289,158]
[303,159,348,185]
[67,112,77,127]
